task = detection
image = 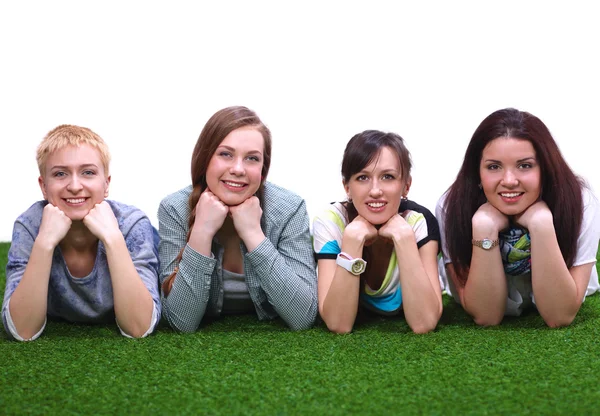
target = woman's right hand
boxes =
[344,215,379,248]
[472,202,509,234]
[38,204,72,249]
[192,189,229,238]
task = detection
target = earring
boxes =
[478,183,482,190]
[401,195,408,201]
[347,195,352,203]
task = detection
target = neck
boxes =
[216,217,239,242]
[60,221,99,252]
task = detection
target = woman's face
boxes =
[205,126,265,206]
[38,144,110,221]
[479,137,541,216]
[344,146,409,225]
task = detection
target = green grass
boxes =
[1,242,600,415]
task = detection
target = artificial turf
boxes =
[1,241,600,415]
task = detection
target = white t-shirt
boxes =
[436,187,600,314]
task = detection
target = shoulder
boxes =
[402,199,437,225]
[13,201,47,234]
[582,186,599,212]
[262,182,306,220]
[106,199,152,234]
[401,198,440,242]
[313,202,348,229]
[158,186,192,218]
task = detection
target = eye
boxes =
[486,164,501,170]
[518,162,533,169]
[246,155,261,162]
[82,170,96,176]
[218,151,233,158]
[53,171,66,177]
[356,175,368,181]
[382,174,395,180]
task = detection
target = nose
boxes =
[369,180,383,198]
[501,169,519,188]
[67,175,83,193]
[229,157,245,176]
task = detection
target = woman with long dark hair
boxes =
[313,130,442,334]
[158,106,317,331]
[437,108,600,327]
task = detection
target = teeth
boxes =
[368,202,385,208]
[66,198,85,203]
[224,181,245,188]
[501,193,522,198]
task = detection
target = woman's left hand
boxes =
[378,213,414,244]
[514,201,553,230]
[83,201,121,244]
[230,196,265,249]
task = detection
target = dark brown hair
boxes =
[341,130,412,222]
[444,108,583,285]
[162,106,272,295]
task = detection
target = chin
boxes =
[357,210,394,226]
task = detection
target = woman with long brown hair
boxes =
[158,106,317,331]
[437,108,600,327]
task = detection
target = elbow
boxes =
[543,313,576,329]
[473,314,503,327]
[326,321,354,334]
[409,310,441,334]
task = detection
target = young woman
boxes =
[437,108,600,327]
[2,125,161,341]
[313,130,442,334]
[158,106,317,331]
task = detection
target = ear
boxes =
[104,175,111,198]
[38,176,48,200]
[343,179,350,197]
[403,177,412,197]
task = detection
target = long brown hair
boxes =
[444,108,583,285]
[162,106,272,295]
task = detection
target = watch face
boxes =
[351,259,366,274]
[482,239,492,250]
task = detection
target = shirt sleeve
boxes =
[435,192,451,265]
[2,220,47,341]
[157,197,216,332]
[312,205,344,260]
[117,217,162,337]
[573,189,600,267]
[245,199,318,330]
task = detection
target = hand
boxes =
[378,213,414,244]
[193,189,229,237]
[83,201,121,243]
[345,215,379,247]
[38,204,72,248]
[473,202,509,233]
[515,201,553,230]
[229,196,263,243]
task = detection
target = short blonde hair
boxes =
[37,125,111,175]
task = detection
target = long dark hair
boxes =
[162,106,272,295]
[444,108,583,285]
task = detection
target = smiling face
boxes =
[205,126,265,206]
[38,144,110,220]
[344,146,410,225]
[479,137,541,216]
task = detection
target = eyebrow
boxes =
[50,163,99,170]
[217,145,263,155]
[483,156,536,164]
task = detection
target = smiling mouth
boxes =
[367,202,386,208]
[499,192,523,198]
[64,198,87,204]
[222,181,248,190]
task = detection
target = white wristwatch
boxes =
[336,252,367,275]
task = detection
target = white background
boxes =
[1,1,598,242]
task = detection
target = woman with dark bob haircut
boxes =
[437,108,600,327]
[158,106,317,331]
[313,130,442,334]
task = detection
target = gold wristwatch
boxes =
[472,238,499,250]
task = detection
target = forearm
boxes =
[104,234,155,338]
[321,270,361,334]
[463,255,507,326]
[8,239,54,340]
[162,245,215,332]
[394,240,441,334]
[246,239,317,330]
[530,226,580,327]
